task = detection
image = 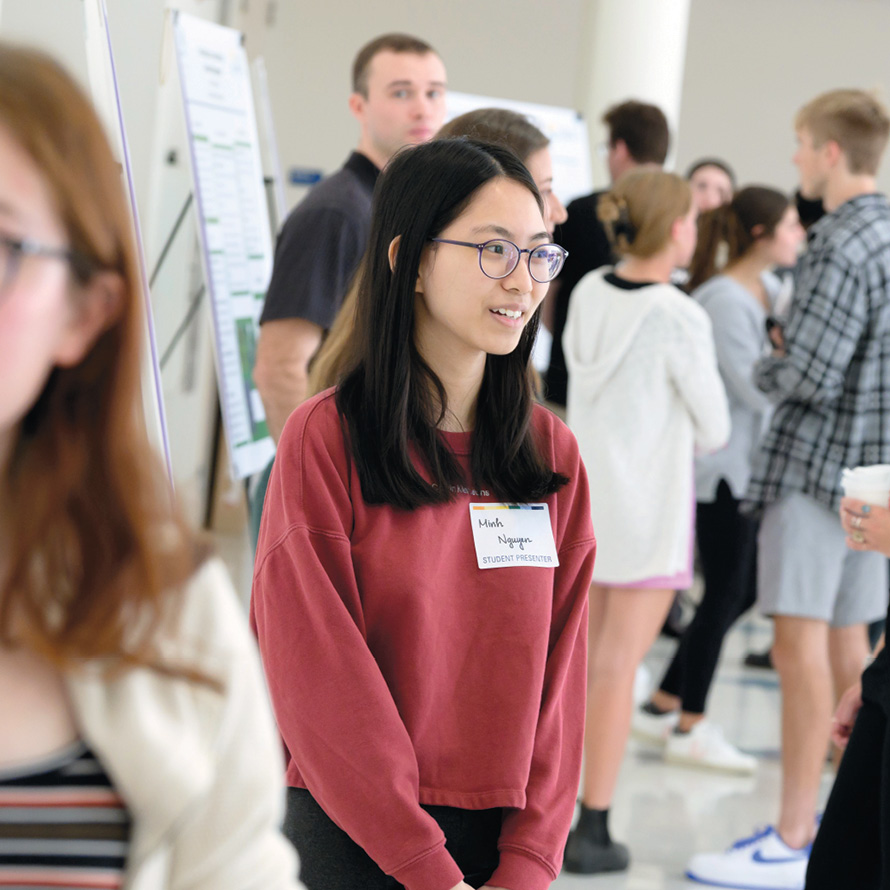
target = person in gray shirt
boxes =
[634,186,804,773]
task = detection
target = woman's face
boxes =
[0,124,90,457]
[414,177,550,373]
[762,206,805,268]
[524,147,567,236]
[689,164,733,213]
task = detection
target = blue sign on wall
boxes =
[288,167,324,186]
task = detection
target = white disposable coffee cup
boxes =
[841,465,890,506]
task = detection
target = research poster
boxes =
[173,11,275,479]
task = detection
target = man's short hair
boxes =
[602,100,669,165]
[352,33,437,97]
[795,89,890,175]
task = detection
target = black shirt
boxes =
[545,190,615,405]
[260,152,379,329]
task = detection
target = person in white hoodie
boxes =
[0,44,303,890]
[561,169,730,875]
[634,187,804,774]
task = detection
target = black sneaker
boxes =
[743,648,773,670]
[563,829,630,874]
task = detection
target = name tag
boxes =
[469,503,559,569]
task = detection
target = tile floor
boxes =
[215,528,834,890]
[552,621,835,889]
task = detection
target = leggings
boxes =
[658,479,758,714]
[806,694,889,889]
[283,787,502,890]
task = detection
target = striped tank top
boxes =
[0,741,131,889]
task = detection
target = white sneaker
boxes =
[631,705,678,744]
[633,663,652,705]
[686,826,809,889]
[665,721,757,775]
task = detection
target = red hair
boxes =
[0,44,207,671]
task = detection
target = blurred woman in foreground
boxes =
[0,43,301,890]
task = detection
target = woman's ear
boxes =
[750,223,766,239]
[55,271,125,367]
[670,216,684,242]
[388,235,401,272]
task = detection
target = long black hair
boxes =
[336,138,569,509]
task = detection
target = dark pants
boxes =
[659,480,758,714]
[806,696,889,889]
[284,787,502,890]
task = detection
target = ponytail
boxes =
[687,185,791,292]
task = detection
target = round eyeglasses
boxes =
[0,234,92,302]
[430,238,568,283]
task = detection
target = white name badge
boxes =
[469,503,559,569]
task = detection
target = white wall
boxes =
[678,0,890,195]
[257,0,587,210]
[4,0,890,526]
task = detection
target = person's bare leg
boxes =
[582,585,676,808]
[649,688,681,712]
[827,623,870,767]
[648,691,706,735]
[772,615,831,850]
[676,710,706,733]
[828,623,870,701]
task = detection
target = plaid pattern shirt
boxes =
[745,193,890,515]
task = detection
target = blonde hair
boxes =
[598,169,691,259]
[308,273,360,396]
[795,89,890,175]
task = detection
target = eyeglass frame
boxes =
[0,233,95,300]
[429,238,569,283]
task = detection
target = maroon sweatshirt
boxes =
[251,391,595,890]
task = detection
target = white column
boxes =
[578,0,691,184]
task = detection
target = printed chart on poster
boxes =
[172,10,274,480]
[445,91,593,206]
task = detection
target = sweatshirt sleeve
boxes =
[250,400,464,890]
[701,287,773,413]
[165,561,305,890]
[490,434,595,890]
[667,301,731,455]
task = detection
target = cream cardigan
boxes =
[65,558,303,890]
[564,270,730,584]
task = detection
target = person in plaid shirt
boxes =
[687,89,890,890]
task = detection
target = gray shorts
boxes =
[758,491,888,626]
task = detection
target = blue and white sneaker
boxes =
[686,826,810,889]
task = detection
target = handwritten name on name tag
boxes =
[469,503,559,569]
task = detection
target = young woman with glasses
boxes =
[561,169,730,875]
[0,44,302,890]
[252,137,595,890]
[306,108,568,403]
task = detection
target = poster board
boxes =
[172,10,275,480]
[445,90,593,206]
[82,0,174,485]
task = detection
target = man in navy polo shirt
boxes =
[254,33,447,445]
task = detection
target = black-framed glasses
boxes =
[430,238,568,283]
[0,234,93,300]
